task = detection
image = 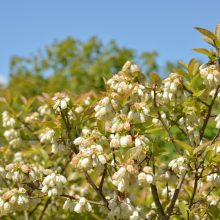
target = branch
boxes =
[153,85,180,153]
[37,198,51,220]
[17,117,40,141]
[166,172,186,218]
[189,170,199,210]
[83,170,109,210]
[182,84,209,107]
[99,166,107,190]
[61,194,106,207]
[150,184,166,219]
[200,85,220,140]
[211,129,220,144]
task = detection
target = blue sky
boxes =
[0,0,220,84]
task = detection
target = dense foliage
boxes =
[1,24,220,220]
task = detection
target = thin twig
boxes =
[153,85,180,153]
[83,170,109,210]
[166,172,186,219]
[211,129,220,144]
[37,198,51,220]
[61,194,106,207]
[99,166,107,190]
[182,84,209,107]
[150,184,166,219]
[200,85,220,140]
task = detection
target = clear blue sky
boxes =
[0,0,220,84]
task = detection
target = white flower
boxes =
[98,155,106,164]
[215,114,220,129]
[75,106,84,114]
[73,197,92,213]
[130,64,140,73]
[120,135,132,147]
[42,173,67,197]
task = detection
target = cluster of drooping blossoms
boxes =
[52,93,70,112]
[72,129,107,169]
[200,64,220,86]
[41,173,67,197]
[0,163,43,215]
[215,114,220,129]
[0,188,39,215]
[159,73,184,103]
[2,111,21,148]
[168,157,188,174]
[138,166,155,185]
[38,104,51,116]
[3,163,42,184]
[106,194,141,220]
[112,163,139,192]
[38,126,68,155]
[178,114,202,146]
[63,197,92,213]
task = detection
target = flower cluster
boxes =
[2,111,21,148]
[0,188,39,216]
[168,157,188,174]
[107,195,141,220]
[112,164,138,192]
[38,127,55,144]
[160,73,184,103]
[2,111,16,128]
[63,197,92,213]
[41,173,67,197]
[138,166,155,185]
[52,93,70,112]
[4,163,42,184]
[25,112,39,123]
[38,104,51,116]
[72,132,107,169]
[200,64,220,86]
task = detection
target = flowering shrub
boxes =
[1,24,220,220]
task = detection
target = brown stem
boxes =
[211,129,220,144]
[99,166,107,190]
[182,84,209,107]
[61,194,106,207]
[189,171,199,210]
[153,85,180,153]
[37,198,51,220]
[166,172,186,219]
[200,85,220,140]
[83,170,109,210]
[150,184,166,219]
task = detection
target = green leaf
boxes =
[203,36,215,47]
[97,120,105,133]
[178,60,188,70]
[183,82,195,93]
[175,68,190,81]
[193,89,205,97]
[215,22,220,38]
[124,146,143,161]
[179,200,188,219]
[175,140,193,154]
[149,72,161,83]
[188,58,200,76]
[145,127,164,134]
[212,155,220,163]
[195,27,217,40]
[215,38,220,49]
[193,142,208,155]
[193,48,213,57]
